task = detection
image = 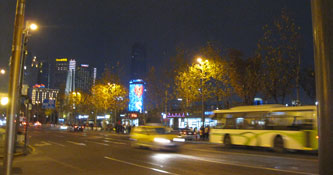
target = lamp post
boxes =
[19,21,38,96]
[4,0,26,173]
[0,69,5,75]
[197,58,208,127]
[14,21,38,153]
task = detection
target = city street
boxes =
[4,127,318,175]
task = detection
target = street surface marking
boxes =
[47,157,84,172]
[86,141,109,146]
[66,141,86,146]
[34,141,51,147]
[104,156,179,175]
[109,141,126,145]
[47,141,65,147]
[187,148,318,162]
[176,154,317,175]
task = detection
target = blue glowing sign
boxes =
[129,83,144,113]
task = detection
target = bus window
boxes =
[267,111,314,130]
[224,117,236,129]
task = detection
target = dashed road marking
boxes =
[34,141,51,147]
[66,141,86,146]
[47,141,65,147]
[104,156,179,175]
[86,141,109,146]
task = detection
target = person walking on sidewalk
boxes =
[199,125,204,141]
[204,125,210,140]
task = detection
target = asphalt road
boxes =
[7,127,318,175]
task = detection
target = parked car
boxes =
[130,125,185,151]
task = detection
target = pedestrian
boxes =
[205,126,210,140]
[200,126,204,141]
[128,125,132,134]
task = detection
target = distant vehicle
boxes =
[179,129,197,141]
[34,121,42,127]
[130,125,185,151]
[68,124,85,132]
[59,125,68,130]
[209,105,318,152]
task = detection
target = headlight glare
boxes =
[154,138,171,144]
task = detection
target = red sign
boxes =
[130,113,138,118]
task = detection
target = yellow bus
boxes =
[209,105,318,152]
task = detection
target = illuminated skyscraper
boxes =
[50,58,69,91]
[65,59,76,94]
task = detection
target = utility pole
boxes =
[311,0,333,174]
[4,0,26,174]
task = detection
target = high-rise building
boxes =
[75,64,96,93]
[51,58,69,91]
[130,42,147,80]
[23,55,40,88]
[65,59,76,94]
[37,61,51,88]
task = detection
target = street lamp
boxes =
[0,69,5,75]
[1,97,9,106]
[197,57,208,127]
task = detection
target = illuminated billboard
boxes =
[129,82,144,113]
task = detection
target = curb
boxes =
[0,145,35,158]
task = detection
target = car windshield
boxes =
[146,128,169,134]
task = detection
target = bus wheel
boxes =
[223,135,232,148]
[273,136,285,153]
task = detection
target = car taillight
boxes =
[74,126,78,128]
[82,126,85,128]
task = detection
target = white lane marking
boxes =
[104,137,129,143]
[86,141,109,146]
[109,141,126,145]
[34,141,51,147]
[188,148,318,162]
[176,154,317,175]
[66,141,86,146]
[47,157,84,172]
[47,141,65,147]
[104,156,179,175]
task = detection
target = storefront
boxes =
[121,113,139,126]
[163,112,217,129]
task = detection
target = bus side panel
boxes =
[209,128,224,144]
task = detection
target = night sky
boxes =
[0,0,314,98]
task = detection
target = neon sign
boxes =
[56,58,68,62]
[129,82,144,113]
[33,84,45,88]
[166,113,186,118]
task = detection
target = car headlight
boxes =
[173,138,185,142]
[154,138,171,144]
